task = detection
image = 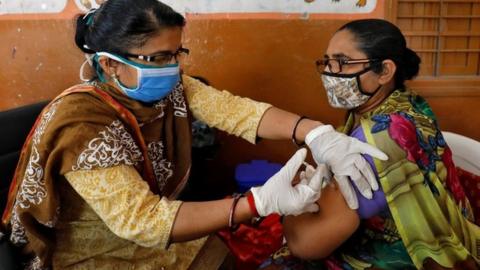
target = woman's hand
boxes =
[299,162,332,191]
[305,125,388,209]
[250,149,326,217]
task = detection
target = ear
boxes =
[97,56,120,78]
[377,59,396,85]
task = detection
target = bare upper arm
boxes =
[283,182,360,260]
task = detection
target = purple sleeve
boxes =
[349,127,388,219]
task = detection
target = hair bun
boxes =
[403,48,421,80]
[74,15,96,54]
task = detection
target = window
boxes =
[393,0,480,77]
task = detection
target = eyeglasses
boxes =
[315,58,379,74]
[122,47,190,66]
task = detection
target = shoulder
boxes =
[54,84,118,120]
[28,85,119,145]
[367,89,438,130]
[362,89,440,141]
[46,85,134,155]
[359,90,445,173]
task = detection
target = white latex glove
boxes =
[251,149,323,216]
[305,125,388,209]
[299,162,331,189]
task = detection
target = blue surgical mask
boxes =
[94,52,180,103]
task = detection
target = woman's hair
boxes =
[75,0,185,55]
[338,19,421,89]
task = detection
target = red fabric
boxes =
[442,147,467,204]
[247,193,259,217]
[217,214,283,270]
[457,167,480,225]
[388,114,429,165]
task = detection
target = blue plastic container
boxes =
[234,160,282,193]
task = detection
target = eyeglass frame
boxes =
[121,47,190,65]
[315,57,381,74]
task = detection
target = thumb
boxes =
[353,141,388,161]
[281,148,307,182]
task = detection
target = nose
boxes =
[324,65,330,73]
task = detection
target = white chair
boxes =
[442,131,480,176]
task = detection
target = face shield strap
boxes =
[83,8,98,26]
[91,54,108,83]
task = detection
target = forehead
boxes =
[325,29,366,58]
[130,27,183,54]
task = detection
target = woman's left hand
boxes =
[250,149,325,217]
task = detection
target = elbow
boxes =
[103,218,168,249]
[112,226,163,248]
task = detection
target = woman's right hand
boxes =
[250,149,326,217]
[305,125,388,209]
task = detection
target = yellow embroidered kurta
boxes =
[182,75,271,144]
[52,76,272,269]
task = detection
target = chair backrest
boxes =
[0,101,49,214]
[0,101,49,270]
[442,131,480,176]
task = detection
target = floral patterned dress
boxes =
[259,89,480,270]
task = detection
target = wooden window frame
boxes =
[385,0,480,97]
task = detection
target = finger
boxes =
[351,173,372,199]
[317,163,333,182]
[353,141,388,161]
[345,166,363,182]
[282,148,308,182]
[307,167,325,192]
[355,157,379,191]
[336,175,359,209]
[302,161,313,168]
[329,155,356,176]
[299,177,308,186]
[303,203,319,214]
[299,171,306,180]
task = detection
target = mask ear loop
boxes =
[79,53,95,82]
[356,60,383,96]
